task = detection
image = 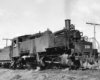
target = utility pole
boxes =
[86,22,100,49]
[2,38,12,47]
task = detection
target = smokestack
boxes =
[65,19,71,30]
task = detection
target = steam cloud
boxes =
[64,0,78,19]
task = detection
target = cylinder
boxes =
[65,19,71,30]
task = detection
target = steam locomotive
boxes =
[0,19,98,69]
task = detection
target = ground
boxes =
[0,69,100,80]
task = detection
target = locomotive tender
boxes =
[0,19,98,69]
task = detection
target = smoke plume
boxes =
[64,0,78,19]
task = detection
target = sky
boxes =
[0,0,100,51]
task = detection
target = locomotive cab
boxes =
[11,35,30,57]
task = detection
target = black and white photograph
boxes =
[0,0,100,80]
